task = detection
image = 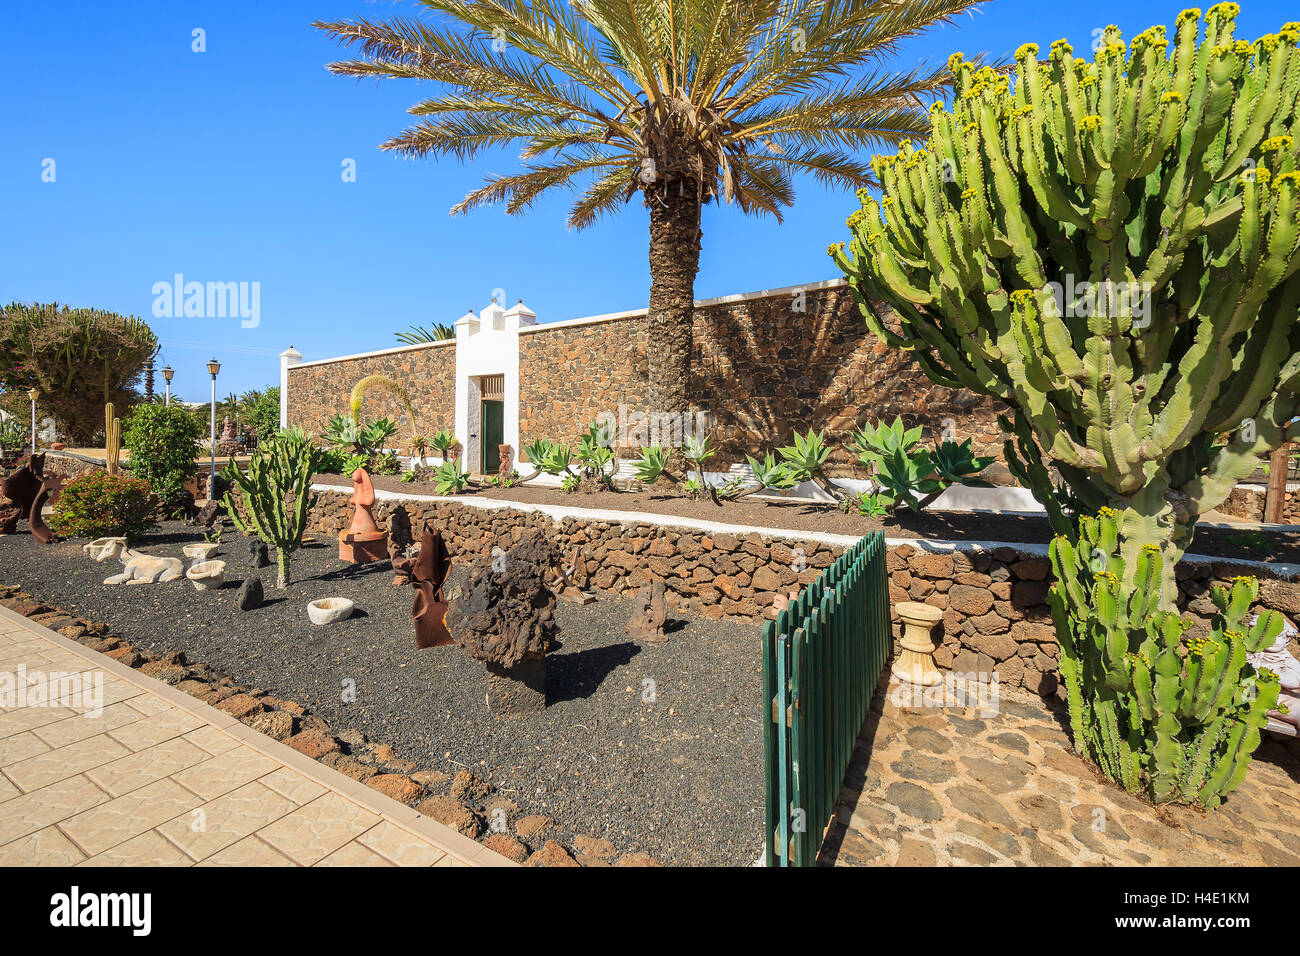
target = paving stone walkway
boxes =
[0,606,511,867]
[821,677,1300,866]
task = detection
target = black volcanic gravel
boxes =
[0,523,765,866]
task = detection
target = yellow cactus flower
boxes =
[1009,289,1034,306]
[1275,171,1300,190]
[1177,9,1203,28]
[1206,2,1240,20]
[826,242,844,256]
[1160,91,1183,104]
[1080,114,1103,131]
[947,51,965,74]
[1016,42,1040,60]
[1050,39,1074,58]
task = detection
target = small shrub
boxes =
[122,402,203,516]
[48,472,158,540]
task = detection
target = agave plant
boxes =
[632,444,676,485]
[744,452,800,493]
[932,438,995,486]
[434,459,470,495]
[849,416,924,471]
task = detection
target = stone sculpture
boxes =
[83,537,128,562]
[625,579,669,645]
[186,560,226,590]
[249,538,270,567]
[308,597,354,625]
[498,444,513,478]
[338,467,388,563]
[221,416,237,442]
[447,531,557,715]
[0,502,22,535]
[237,576,264,610]
[104,550,184,585]
[182,543,219,563]
[390,522,453,649]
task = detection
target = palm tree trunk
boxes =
[645,187,702,415]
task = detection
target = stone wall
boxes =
[285,342,456,447]
[517,283,1007,472]
[1218,485,1300,524]
[304,488,1299,698]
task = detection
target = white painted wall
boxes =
[453,298,536,472]
[279,346,302,429]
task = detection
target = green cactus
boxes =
[1049,509,1283,807]
[833,8,1300,608]
[222,432,324,588]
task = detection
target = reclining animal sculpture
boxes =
[103,548,183,585]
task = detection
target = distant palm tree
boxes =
[317,0,987,412]
[395,323,456,345]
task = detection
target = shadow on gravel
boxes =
[548,641,641,704]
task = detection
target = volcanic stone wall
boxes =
[286,342,455,446]
[517,283,1007,472]
[304,488,1299,698]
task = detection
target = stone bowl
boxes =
[83,536,127,562]
[186,560,226,591]
[183,543,220,563]
[308,597,354,626]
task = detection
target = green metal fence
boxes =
[762,530,890,867]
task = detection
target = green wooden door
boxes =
[482,400,503,474]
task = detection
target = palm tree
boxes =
[395,323,456,344]
[317,0,987,412]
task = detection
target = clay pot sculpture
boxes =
[390,522,453,649]
[338,467,388,563]
[308,597,354,625]
[29,473,64,544]
[183,543,219,563]
[186,560,226,591]
[84,537,127,562]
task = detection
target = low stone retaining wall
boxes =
[302,487,1299,698]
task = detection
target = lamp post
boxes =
[26,389,37,453]
[162,365,174,406]
[207,358,221,498]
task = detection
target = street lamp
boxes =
[162,365,174,406]
[207,358,221,498]
[26,389,37,452]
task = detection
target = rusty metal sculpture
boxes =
[1,454,61,543]
[390,522,453,649]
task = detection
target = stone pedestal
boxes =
[485,656,546,715]
[891,601,944,687]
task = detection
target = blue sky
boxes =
[1,0,1293,399]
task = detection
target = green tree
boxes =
[317,0,988,413]
[122,403,204,516]
[0,302,159,444]
[833,8,1300,607]
[245,387,281,443]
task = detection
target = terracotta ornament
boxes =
[498,444,513,478]
[391,522,453,649]
[338,467,388,563]
[549,547,595,604]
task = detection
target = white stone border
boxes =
[311,483,1300,580]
